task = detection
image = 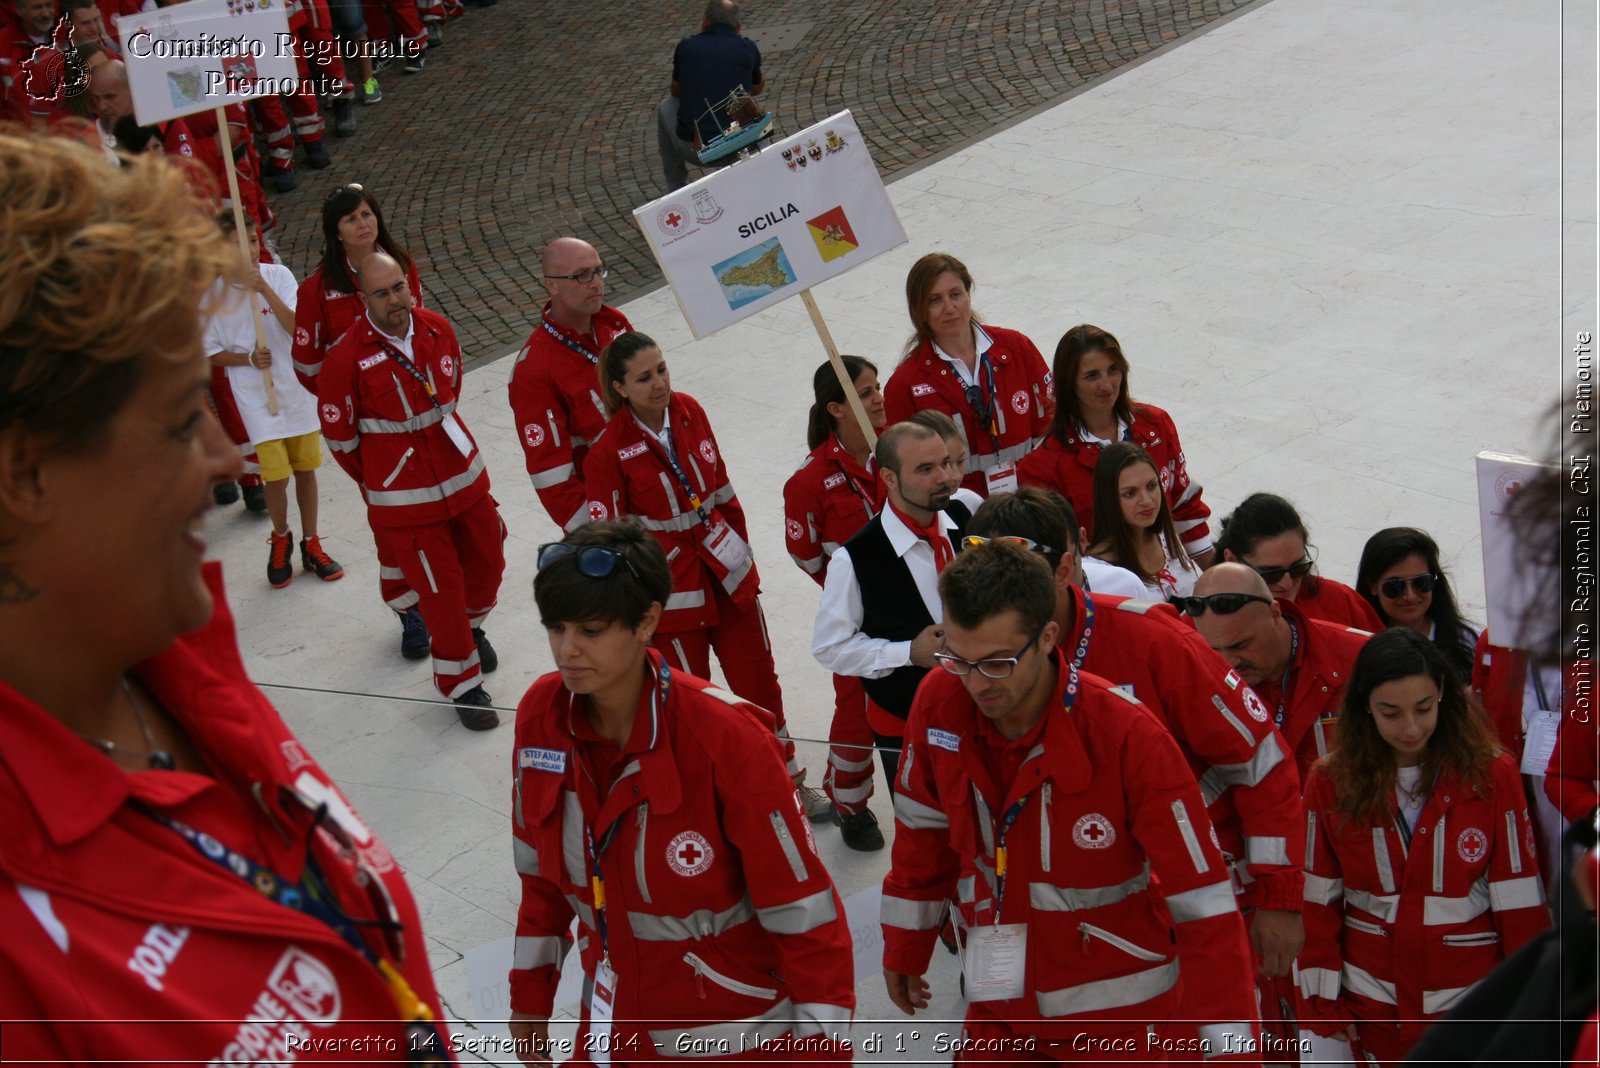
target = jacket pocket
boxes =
[1077,922,1166,962]
[683,952,778,1000]
[380,447,414,488]
[634,804,651,905]
[1441,931,1500,947]
[1343,916,1388,938]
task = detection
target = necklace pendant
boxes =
[150,749,176,771]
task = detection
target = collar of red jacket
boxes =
[351,306,444,351]
[0,562,288,849]
[560,648,684,820]
[540,302,628,345]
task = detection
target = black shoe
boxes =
[267,528,295,589]
[241,482,268,514]
[836,808,885,852]
[300,536,345,581]
[400,606,430,660]
[939,916,960,955]
[453,685,499,730]
[332,97,357,137]
[302,140,332,169]
[403,51,425,73]
[472,628,498,673]
[264,165,297,193]
[213,480,240,506]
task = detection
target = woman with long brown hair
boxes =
[1299,628,1548,1067]
[1085,441,1199,600]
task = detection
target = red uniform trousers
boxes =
[958,1014,1163,1064]
[375,492,505,698]
[251,95,296,170]
[1348,1022,1427,1068]
[823,672,875,814]
[358,0,424,52]
[652,589,799,778]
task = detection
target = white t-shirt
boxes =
[203,264,318,447]
[1396,765,1427,832]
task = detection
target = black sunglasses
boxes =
[324,182,364,204]
[1379,573,1436,599]
[536,543,641,581]
[964,383,990,424]
[1170,593,1272,617]
[1249,556,1315,585]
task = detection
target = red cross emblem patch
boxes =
[667,830,714,876]
[1073,813,1116,850]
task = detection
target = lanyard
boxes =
[1067,594,1096,669]
[642,427,716,531]
[831,438,877,520]
[991,665,1079,923]
[972,352,1002,453]
[1531,662,1552,711]
[373,336,443,413]
[142,804,446,1061]
[542,315,602,365]
[1274,620,1300,730]
[585,662,671,964]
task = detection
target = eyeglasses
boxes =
[964,383,990,425]
[1169,593,1272,617]
[536,542,642,581]
[324,182,364,203]
[1379,573,1437,599]
[934,622,1047,680]
[961,534,1056,556]
[1248,555,1315,585]
[547,266,608,284]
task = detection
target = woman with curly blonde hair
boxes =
[0,135,451,1060]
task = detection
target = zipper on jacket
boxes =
[1077,922,1166,962]
[1343,916,1387,938]
[1441,931,1500,946]
[1039,784,1052,874]
[682,952,778,1000]
[633,804,651,904]
[546,408,562,448]
[380,447,414,488]
[769,811,808,882]
[1171,799,1209,874]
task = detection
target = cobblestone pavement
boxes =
[267,0,1259,362]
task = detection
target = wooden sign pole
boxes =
[799,288,875,449]
[214,104,277,416]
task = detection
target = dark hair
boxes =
[1505,448,1580,662]
[1088,442,1189,584]
[598,331,661,415]
[1324,627,1495,825]
[533,521,672,629]
[704,0,740,28]
[805,355,876,451]
[940,539,1057,635]
[1047,324,1134,445]
[318,185,413,296]
[902,252,974,353]
[967,486,1082,572]
[1216,492,1325,597]
[1356,527,1474,678]
[906,407,959,440]
[872,420,940,478]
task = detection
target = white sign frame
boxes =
[116,0,297,126]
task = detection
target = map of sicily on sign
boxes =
[634,109,907,338]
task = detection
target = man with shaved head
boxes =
[508,236,633,532]
[1187,562,1371,782]
[320,252,507,729]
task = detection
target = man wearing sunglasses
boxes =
[509,236,633,534]
[1188,564,1371,784]
[880,541,1259,1058]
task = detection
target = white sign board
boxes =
[635,109,907,339]
[117,0,297,126]
[1477,450,1556,650]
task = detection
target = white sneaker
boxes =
[796,782,834,824]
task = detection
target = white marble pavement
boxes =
[202,0,1593,1060]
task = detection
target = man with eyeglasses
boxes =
[1187,563,1371,784]
[320,252,507,729]
[509,236,633,534]
[880,540,1260,1059]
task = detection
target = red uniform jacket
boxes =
[1064,588,1306,911]
[291,259,424,390]
[781,434,881,585]
[583,393,759,634]
[1545,660,1597,822]
[1018,403,1213,557]
[881,650,1260,1052]
[318,307,489,529]
[510,653,854,1059]
[506,304,632,533]
[883,325,1052,496]
[0,564,453,1063]
[1296,576,1383,632]
[1469,633,1531,764]
[1250,600,1370,783]
[1299,755,1549,1032]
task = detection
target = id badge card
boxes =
[589,959,617,1067]
[1521,707,1562,776]
[440,413,474,458]
[984,462,1019,496]
[960,922,1027,1002]
[702,520,751,573]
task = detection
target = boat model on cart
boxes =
[694,87,775,165]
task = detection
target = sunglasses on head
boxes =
[1249,556,1315,584]
[536,542,641,581]
[324,182,364,204]
[961,534,1056,556]
[1379,573,1436,599]
[1170,592,1272,617]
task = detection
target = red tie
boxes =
[892,503,954,572]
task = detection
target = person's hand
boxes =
[883,969,931,1015]
[909,624,945,668]
[251,272,270,293]
[508,1012,552,1067]
[249,346,272,370]
[1328,1025,1355,1043]
[1249,908,1304,977]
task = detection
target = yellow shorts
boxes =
[256,430,323,482]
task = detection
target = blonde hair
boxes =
[0,133,246,455]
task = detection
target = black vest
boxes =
[843,499,971,718]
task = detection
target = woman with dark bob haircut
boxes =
[0,134,452,1057]
[1356,526,1478,681]
[510,522,856,1062]
[1298,628,1547,1066]
[1019,322,1215,566]
[1215,491,1381,630]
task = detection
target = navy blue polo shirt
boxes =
[672,23,762,143]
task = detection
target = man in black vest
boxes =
[812,420,977,841]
